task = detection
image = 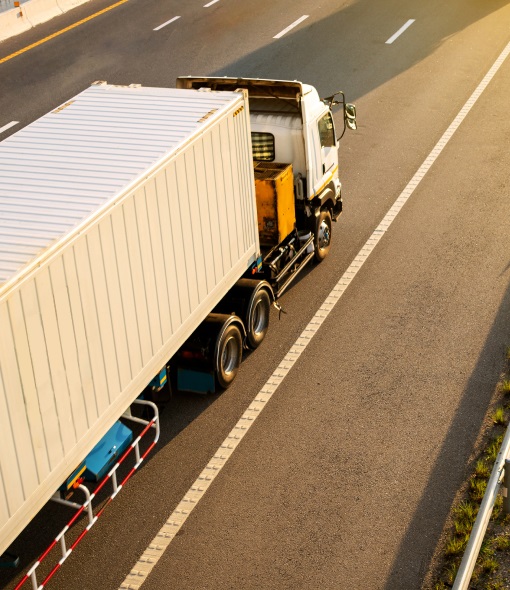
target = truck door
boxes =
[317,110,338,178]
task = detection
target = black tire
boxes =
[314,209,332,262]
[246,289,271,349]
[214,323,243,389]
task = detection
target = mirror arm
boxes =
[321,91,356,140]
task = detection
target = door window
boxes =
[318,113,336,148]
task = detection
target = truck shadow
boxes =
[201,0,509,104]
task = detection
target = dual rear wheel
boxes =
[213,286,271,390]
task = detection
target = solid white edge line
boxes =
[385,18,415,44]
[153,15,180,31]
[0,121,19,134]
[274,15,309,39]
[204,0,219,7]
[118,37,510,590]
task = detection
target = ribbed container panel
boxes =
[0,83,259,553]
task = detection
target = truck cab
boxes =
[176,76,356,296]
[176,77,356,231]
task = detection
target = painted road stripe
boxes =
[274,15,309,39]
[204,0,219,6]
[0,121,19,134]
[119,37,510,590]
[153,15,180,31]
[385,19,415,44]
[0,0,129,65]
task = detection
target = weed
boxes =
[499,512,510,526]
[486,434,504,463]
[479,540,495,559]
[431,364,510,590]
[470,477,488,503]
[473,458,491,479]
[444,560,459,585]
[453,519,471,537]
[490,494,504,521]
[452,501,477,533]
[492,406,506,426]
[480,556,498,574]
[444,536,468,557]
[490,533,510,551]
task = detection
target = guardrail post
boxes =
[503,459,510,514]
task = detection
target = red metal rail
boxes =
[14,400,159,590]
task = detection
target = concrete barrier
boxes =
[0,0,91,43]
[0,6,32,41]
[56,0,89,10]
[22,0,62,27]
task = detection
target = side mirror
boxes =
[321,90,357,139]
[345,103,357,130]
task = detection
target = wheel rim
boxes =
[222,335,240,376]
[252,299,269,337]
[318,219,331,251]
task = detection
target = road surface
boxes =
[1,0,510,588]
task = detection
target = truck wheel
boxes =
[215,323,243,389]
[314,209,332,262]
[246,288,271,349]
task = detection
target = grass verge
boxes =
[431,347,510,590]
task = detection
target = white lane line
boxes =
[153,15,180,31]
[119,37,510,590]
[385,19,415,44]
[204,0,219,6]
[274,15,309,39]
[0,121,19,134]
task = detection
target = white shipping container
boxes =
[0,83,259,553]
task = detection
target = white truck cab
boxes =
[177,77,355,214]
[177,76,356,268]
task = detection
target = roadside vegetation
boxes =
[432,346,510,590]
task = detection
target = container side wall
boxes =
[0,92,259,554]
[49,257,89,441]
[7,291,52,481]
[193,140,216,294]
[62,247,98,427]
[145,178,172,345]
[36,267,76,452]
[122,197,154,367]
[220,115,241,264]
[184,148,208,305]
[99,217,132,393]
[110,206,144,377]
[210,125,231,270]
[202,131,225,283]
[155,166,182,332]
[134,186,164,356]
[236,106,259,252]
[167,161,191,320]
[73,236,110,415]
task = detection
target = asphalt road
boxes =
[1,1,510,589]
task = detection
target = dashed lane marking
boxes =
[0,121,19,134]
[153,15,180,31]
[273,15,309,39]
[386,18,415,44]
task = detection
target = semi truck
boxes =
[0,77,356,586]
